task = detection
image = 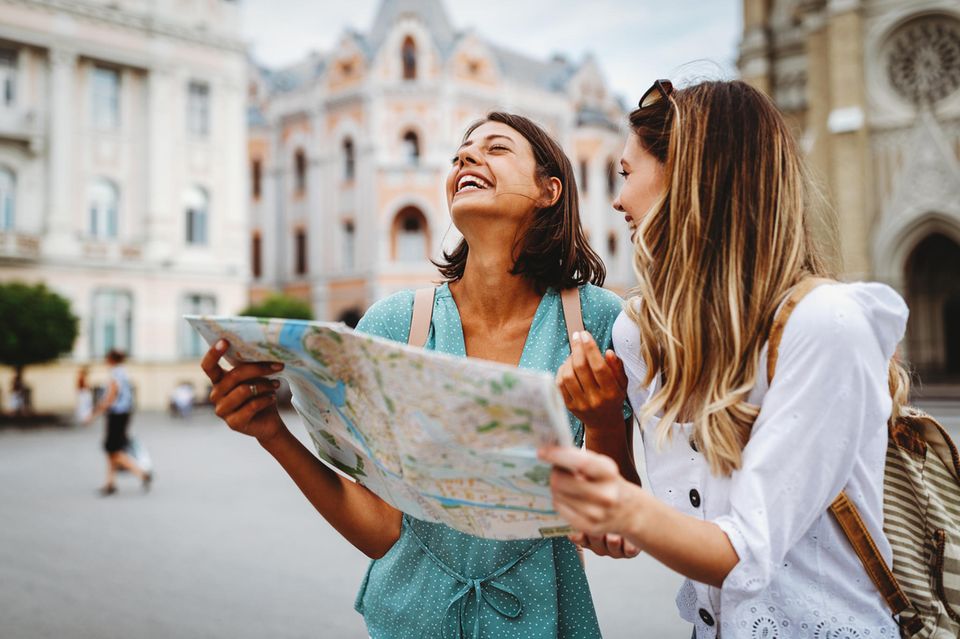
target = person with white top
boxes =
[540,79,910,638]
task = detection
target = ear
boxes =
[540,176,562,208]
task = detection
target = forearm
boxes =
[584,416,641,486]
[259,428,401,558]
[618,485,739,588]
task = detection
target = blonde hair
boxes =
[625,80,908,476]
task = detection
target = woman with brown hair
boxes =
[200,112,630,638]
[542,80,908,637]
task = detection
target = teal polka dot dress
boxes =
[353,283,624,639]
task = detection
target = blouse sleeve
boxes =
[354,290,415,344]
[712,285,904,596]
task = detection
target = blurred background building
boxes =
[739,0,960,387]
[0,0,248,410]
[246,0,630,325]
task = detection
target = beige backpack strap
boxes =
[560,287,584,344]
[766,277,923,636]
[408,288,436,348]
[829,493,923,636]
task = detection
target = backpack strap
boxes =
[766,277,923,637]
[560,287,584,344]
[408,288,436,348]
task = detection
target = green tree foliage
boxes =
[239,294,314,321]
[0,282,79,370]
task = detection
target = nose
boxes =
[457,145,480,166]
[612,196,624,212]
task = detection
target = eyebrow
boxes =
[458,134,514,151]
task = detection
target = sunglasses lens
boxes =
[640,91,662,108]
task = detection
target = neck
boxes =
[450,243,540,322]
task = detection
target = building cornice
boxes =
[2,0,246,54]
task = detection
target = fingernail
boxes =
[582,332,593,342]
[271,363,284,371]
[571,332,581,342]
[215,340,226,351]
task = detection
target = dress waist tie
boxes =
[403,518,549,639]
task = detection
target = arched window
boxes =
[402,130,420,165]
[343,138,355,181]
[184,186,209,246]
[393,206,429,262]
[607,158,618,198]
[251,159,262,199]
[905,232,960,378]
[88,178,119,239]
[607,231,617,257]
[337,308,362,329]
[0,166,14,231]
[294,227,308,275]
[342,219,356,270]
[251,231,262,279]
[401,36,417,80]
[91,288,133,357]
[294,149,307,194]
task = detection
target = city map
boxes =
[185,315,575,540]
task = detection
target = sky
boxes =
[240,0,743,104]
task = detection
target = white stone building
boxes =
[0,0,248,410]
[247,0,632,324]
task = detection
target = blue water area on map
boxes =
[277,321,308,353]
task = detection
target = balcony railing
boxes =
[0,106,46,153]
[0,231,41,259]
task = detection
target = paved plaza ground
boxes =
[1,403,958,639]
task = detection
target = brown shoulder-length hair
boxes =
[434,112,605,291]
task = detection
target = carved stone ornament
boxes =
[887,16,960,105]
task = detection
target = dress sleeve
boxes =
[354,290,416,344]
[712,285,904,597]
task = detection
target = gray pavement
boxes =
[1,404,958,639]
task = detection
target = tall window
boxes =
[294,228,307,275]
[0,48,17,107]
[579,159,589,193]
[182,294,216,357]
[91,66,120,130]
[187,81,210,137]
[343,138,355,181]
[184,186,209,246]
[607,159,618,198]
[342,220,355,270]
[607,231,618,257]
[251,159,262,199]
[91,289,133,358]
[393,207,428,262]
[401,36,417,80]
[88,178,119,239]
[0,167,14,231]
[294,149,307,193]
[251,232,262,278]
[402,130,420,165]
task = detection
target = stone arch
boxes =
[903,230,960,380]
[391,205,430,262]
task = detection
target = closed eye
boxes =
[488,144,509,152]
[618,170,628,178]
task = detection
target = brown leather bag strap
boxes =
[766,277,834,384]
[766,277,922,636]
[560,288,584,344]
[408,287,436,348]
[829,493,923,635]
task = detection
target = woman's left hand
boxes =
[556,332,627,428]
[539,445,640,537]
[570,532,641,559]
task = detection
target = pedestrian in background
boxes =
[85,349,152,496]
[74,366,93,425]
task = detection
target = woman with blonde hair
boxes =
[542,79,909,637]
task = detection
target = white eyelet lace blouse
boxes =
[612,282,909,639]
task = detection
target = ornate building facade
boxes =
[740,0,960,385]
[247,0,631,326]
[0,0,248,410]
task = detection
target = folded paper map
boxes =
[185,315,575,540]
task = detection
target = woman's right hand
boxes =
[201,339,286,443]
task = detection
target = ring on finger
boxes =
[249,383,258,397]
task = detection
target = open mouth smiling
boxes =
[455,173,493,194]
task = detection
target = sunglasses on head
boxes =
[639,79,674,109]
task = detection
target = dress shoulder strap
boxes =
[408,287,436,347]
[560,287,584,345]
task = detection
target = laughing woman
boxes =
[200,112,631,638]
[542,80,909,638]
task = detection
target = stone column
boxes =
[826,0,872,278]
[739,0,772,94]
[144,65,175,263]
[42,48,79,258]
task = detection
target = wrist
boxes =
[613,482,651,544]
[257,416,290,452]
